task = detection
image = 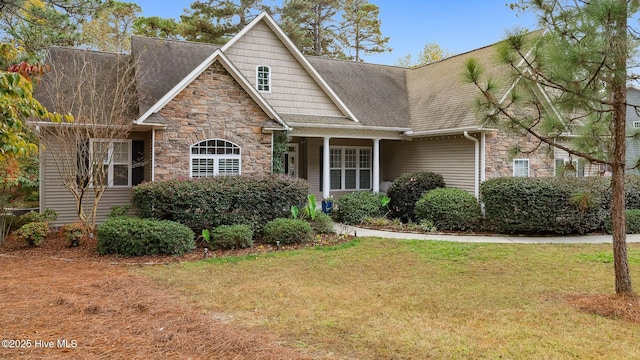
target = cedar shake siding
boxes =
[153,61,274,180]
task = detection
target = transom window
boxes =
[190,139,241,177]
[328,147,371,190]
[91,139,131,187]
[257,65,270,92]
[513,158,530,177]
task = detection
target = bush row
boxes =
[132,175,309,234]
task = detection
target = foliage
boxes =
[387,171,446,223]
[414,188,480,232]
[394,41,454,67]
[209,224,254,250]
[15,221,50,247]
[338,0,390,61]
[333,191,387,225]
[272,130,289,174]
[97,217,195,257]
[262,218,314,245]
[480,177,610,234]
[132,175,309,234]
[108,205,133,218]
[290,205,299,219]
[304,211,335,234]
[605,209,640,235]
[277,0,343,57]
[304,194,317,220]
[61,221,85,246]
[18,208,58,225]
[82,1,141,53]
[132,16,180,39]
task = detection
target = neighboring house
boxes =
[626,86,640,175]
[36,12,569,226]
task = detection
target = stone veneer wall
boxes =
[484,130,555,179]
[153,62,273,180]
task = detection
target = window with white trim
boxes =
[513,158,530,177]
[634,121,640,129]
[190,139,241,177]
[256,65,270,92]
[91,139,131,187]
[328,147,372,190]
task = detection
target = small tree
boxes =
[463,0,637,294]
[338,0,390,62]
[32,47,137,235]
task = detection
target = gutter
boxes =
[404,126,497,137]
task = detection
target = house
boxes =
[35,12,564,227]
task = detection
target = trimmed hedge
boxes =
[306,211,336,234]
[209,224,253,249]
[415,188,480,232]
[262,218,314,245]
[604,209,640,234]
[132,175,309,234]
[333,191,387,225]
[387,171,445,223]
[97,217,195,256]
[481,177,610,234]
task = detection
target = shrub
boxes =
[132,175,308,234]
[415,188,480,232]
[262,218,314,245]
[604,209,640,234]
[333,191,387,225]
[481,177,609,234]
[209,224,254,250]
[387,171,446,222]
[16,208,58,228]
[15,221,50,246]
[97,217,195,257]
[306,211,335,234]
[61,221,86,247]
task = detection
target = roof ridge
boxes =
[307,55,405,69]
[130,35,222,48]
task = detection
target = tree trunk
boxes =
[611,1,633,294]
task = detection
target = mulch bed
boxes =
[0,232,354,359]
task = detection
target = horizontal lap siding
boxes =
[41,137,134,227]
[225,21,343,117]
[382,137,476,194]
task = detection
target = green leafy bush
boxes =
[387,171,446,223]
[15,208,58,229]
[97,217,195,257]
[209,224,254,250]
[604,209,640,234]
[481,177,609,234]
[333,191,387,225]
[132,175,308,234]
[305,211,335,234]
[61,221,86,247]
[415,188,480,232]
[262,218,314,245]
[15,221,50,246]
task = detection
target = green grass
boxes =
[137,238,640,359]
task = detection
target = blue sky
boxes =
[133,0,540,65]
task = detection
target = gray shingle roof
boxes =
[130,36,221,114]
[406,42,513,133]
[308,57,410,128]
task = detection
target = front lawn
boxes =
[138,238,640,359]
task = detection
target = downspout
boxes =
[463,131,479,199]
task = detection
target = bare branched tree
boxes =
[31,47,138,234]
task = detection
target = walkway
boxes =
[334,223,640,244]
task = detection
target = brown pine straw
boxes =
[564,293,640,323]
[0,234,322,359]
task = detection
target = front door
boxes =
[284,143,298,178]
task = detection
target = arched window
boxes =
[256,65,270,92]
[190,139,241,177]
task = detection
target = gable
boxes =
[223,18,346,118]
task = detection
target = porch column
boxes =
[372,138,380,193]
[322,136,331,199]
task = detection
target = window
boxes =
[555,158,585,177]
[513,159,530,177]
[190,139,241,177]
[634,121,640,129]
[326,147,372,190]
[91,139,131,187]
[257,65,270,92]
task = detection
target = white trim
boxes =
[322,137,331,199]
[285,143,298,178]
[134,50,290,131]
[90,139,132,188]
[513,158,530,177]
[189,138,242,177]
[222,12,360,123]
[372,139,380,193]
[328,146,373,191]
[404,127,495,137]
[633,121,640,129]
[463,131,479,198]
[256,65,271,93]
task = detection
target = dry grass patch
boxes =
[139,238,640,359]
